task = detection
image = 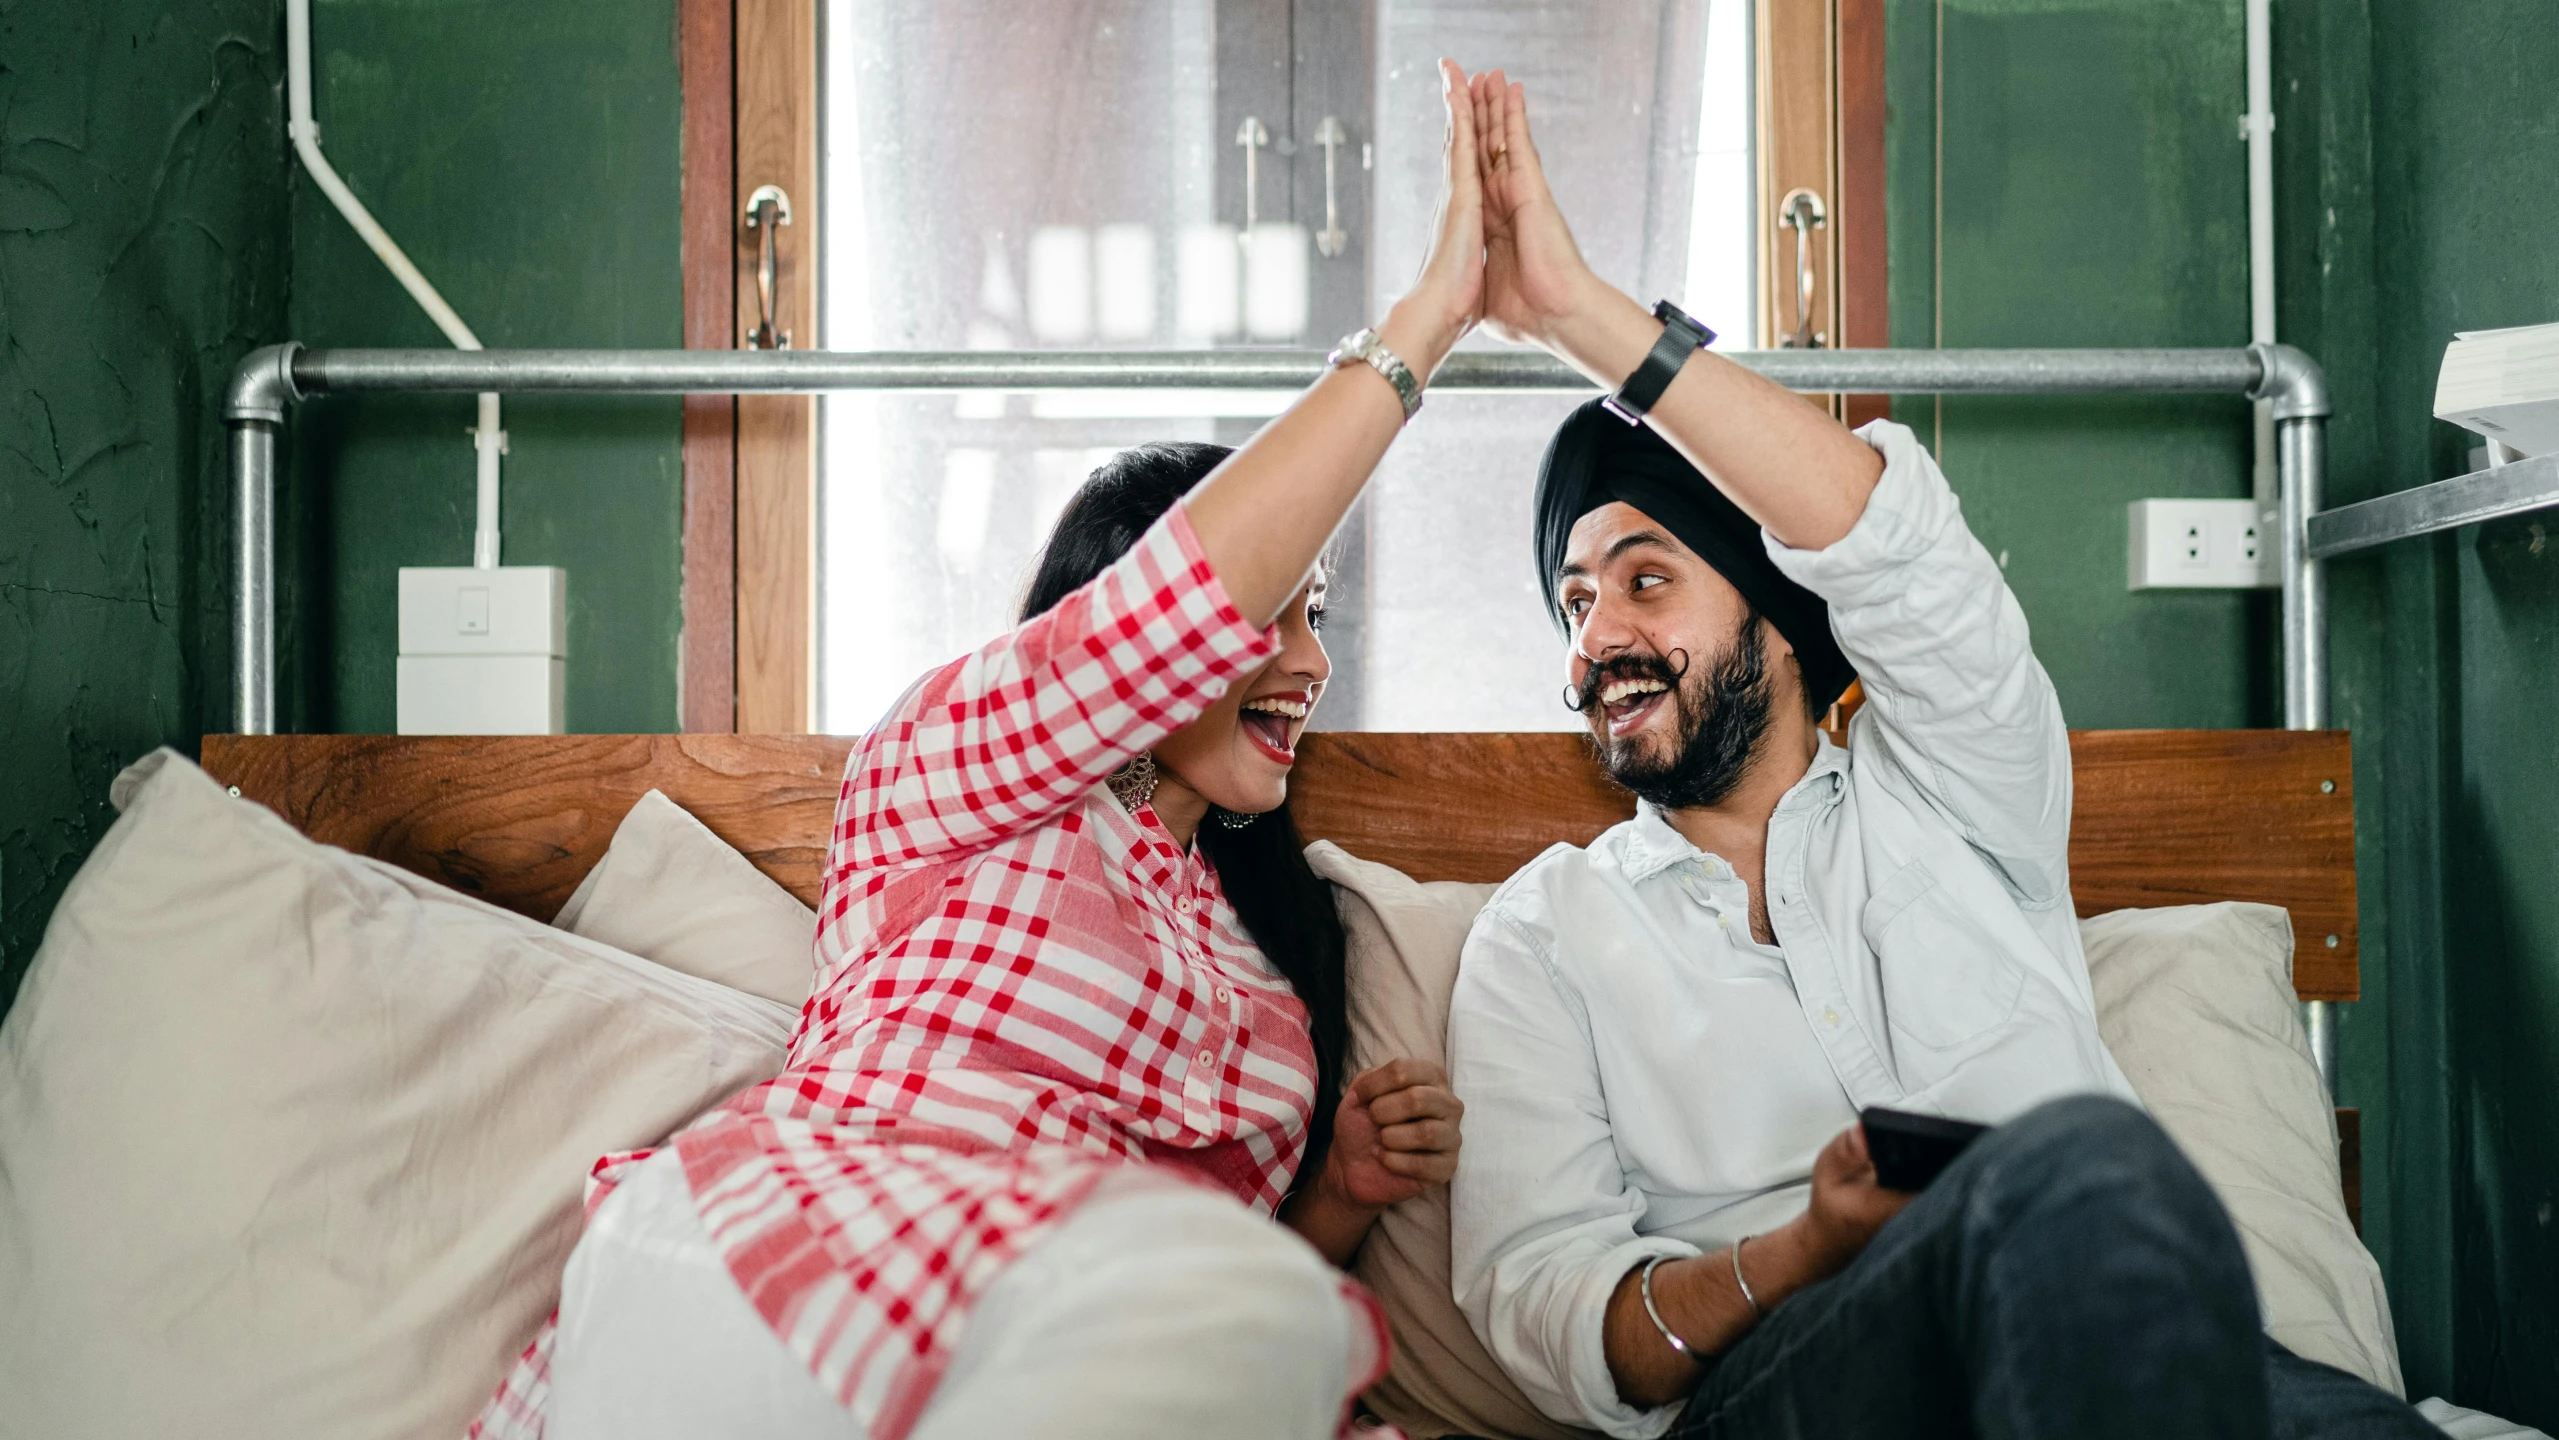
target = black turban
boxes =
[1533,397,1857,711]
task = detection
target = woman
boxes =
[473,58,1495,1440]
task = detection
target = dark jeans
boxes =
[1670,1096,2435,1440]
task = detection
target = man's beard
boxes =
[1574,612,1777,811]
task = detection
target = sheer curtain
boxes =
[821,0,1753,735]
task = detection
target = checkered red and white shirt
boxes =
[471,508,1389,1440]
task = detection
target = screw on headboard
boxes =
[2320,779,2336,793]
[2326,934,2341,948]
[227,786,242,798]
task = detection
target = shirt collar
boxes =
[1609,734,1851,884]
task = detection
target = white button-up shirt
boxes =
[1447,420,2135,1437]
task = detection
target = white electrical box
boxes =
[396,566,567,734]
[2127,499,2278,590]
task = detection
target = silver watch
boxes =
[1327,327,1423,421]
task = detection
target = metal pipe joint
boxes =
[2249,342,2331,422]
[223,342,303,425]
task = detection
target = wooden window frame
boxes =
[678,0,737,732]
[681,4,1886,733]
[681,0,819,734]
[1759,0,1889,426]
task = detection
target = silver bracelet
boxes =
[1731,1233,1765,1319]
[1637,1255,1696,1359]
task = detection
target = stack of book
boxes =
[2435,321,2559,459]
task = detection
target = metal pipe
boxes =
[2304,1001,2336,1107]
[2244,341,2339,1098]
[224,344,299,738]
[2264,363,2337,1096]
[2278,418,2330,731]
[285,346,2269,398]
[228,342,2323,743]
[231,421,278,736]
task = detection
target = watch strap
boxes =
[1602,300,1716,424]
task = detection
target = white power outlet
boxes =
[2127,499,2277,590]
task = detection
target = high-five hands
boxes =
[1467,69,1601,350]
[1376,59,1493,379]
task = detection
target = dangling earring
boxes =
[1212,806,1259,830]
[1107,753,1159,811]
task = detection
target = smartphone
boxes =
[1859,1107,1989,1193]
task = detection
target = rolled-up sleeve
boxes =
[829,505,1274,875]
[1763,419,2073,908]
[1448,899,1697,1438]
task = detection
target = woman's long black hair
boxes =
[1018,441,1350,1187]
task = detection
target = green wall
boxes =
[1887,0,2268,733]
[2359,0,2559,1419]
[1894,0,2558,1423]
[2270,0,2559,1421]
[286,0,686,734]
[0,1,289,1007]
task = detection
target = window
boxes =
[817,1,1757,734]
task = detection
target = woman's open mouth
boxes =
[1598,677,1671,738]
[1239,693,1309,764]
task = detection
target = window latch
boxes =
[744,184,794,350]
[1778,188,1828,350]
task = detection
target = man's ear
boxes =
[1759,618,1820,722]
[1759,615,1796,661]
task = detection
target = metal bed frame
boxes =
[215,339,2559,1091]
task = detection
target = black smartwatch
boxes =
[1601,300,1716,424]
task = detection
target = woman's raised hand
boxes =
[1470,71,1599,350]
[1321,1057,1466,1210]
[1177,62,1490,632]
[1375,60,1488,378]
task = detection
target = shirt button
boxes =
[1823,1008,1841,1027]
[1197,1048,1215,1066]
[1176,896,1194,914]
[1215,985,1232,1003]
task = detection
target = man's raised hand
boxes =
[1471,71,1598,350]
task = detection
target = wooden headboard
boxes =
[198,728,2356,1002]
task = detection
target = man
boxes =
[1447,68,2431,1440]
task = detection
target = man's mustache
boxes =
[1563,648,1691,715]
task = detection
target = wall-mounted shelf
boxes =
[2307,451,2559,559]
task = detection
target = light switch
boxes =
[398,566,567,655]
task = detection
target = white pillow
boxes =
[1316,846,2401,1437]
[553,788,818,1009]
[0,750,796,1440]
[2084,902,2403,1394]
[1310,842,1592,1440]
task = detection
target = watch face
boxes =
[1654,300,1714,348]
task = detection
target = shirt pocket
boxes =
[1860,859,2024,1051]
